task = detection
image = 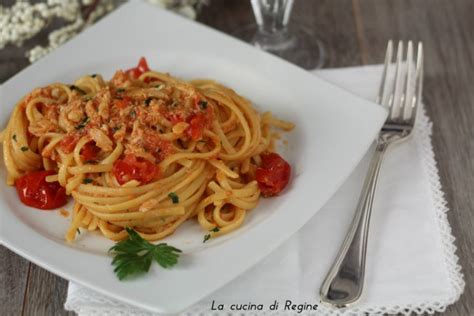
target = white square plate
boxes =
[0,1,386,313]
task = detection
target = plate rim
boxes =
[0,1,387,313]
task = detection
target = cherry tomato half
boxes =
[15,170,68,210]
[255,153,291,197]
[112,154,160,185]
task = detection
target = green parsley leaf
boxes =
[203,234,211,243]
[144,97,153,106]
[20,146,28,152]
[198,100,208,110]
[211,227,220,233]
[83,178,93,184]
[12,134,17,142]
[130,110,136,118]
[116,88,126,93]
[70,85,86,95]
[168,192,179,204]
[75,116,90,130]
[91,74,97,78]
[76,228,81,234]
[155,84,162,89]
[109,228,182,280]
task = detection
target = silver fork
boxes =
[319,40,424,307]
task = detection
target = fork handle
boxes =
[320,142,387,307]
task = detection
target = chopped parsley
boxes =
[70,85,86,95]
[198,100,208,110]
[20,146,28,152]
[168,192,179,204]
[83,178,93,184]
[76,228,81,234]
[155,84,162,89]
[130,110,136,118]
[144,97,153,106]
[91,74,97,78]
[203,227,220,243]
[112,126,121,133]
[12,134,17,142]
[116,88,126,93]
[75,116,90,130]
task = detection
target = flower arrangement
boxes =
[0,0,207,62]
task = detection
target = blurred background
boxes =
[2,0,469,79]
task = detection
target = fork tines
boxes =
[377,40,424,125]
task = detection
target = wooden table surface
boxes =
[1,0,472,315]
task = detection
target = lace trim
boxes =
[64,106,465,315]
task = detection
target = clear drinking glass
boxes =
[234,0,325,69]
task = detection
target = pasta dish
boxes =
[0,57,294,242]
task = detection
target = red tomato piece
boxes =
[142,132,174,162]
[136,57,150,73]
[126,68,140,79]
[112,154,160,185]
[255,153,291,197]
[168,113,185,125]
[125,57,150,79]
[187,114,206,140]
[114,96,132,109]
[15,170,68,210]
[59,134,80,154]
[81,142,100,161]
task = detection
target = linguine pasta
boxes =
[0,58,294,242]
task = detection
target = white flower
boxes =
[176,5,197,20]
[0,0,207,63]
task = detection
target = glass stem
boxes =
[251,0,294,38]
